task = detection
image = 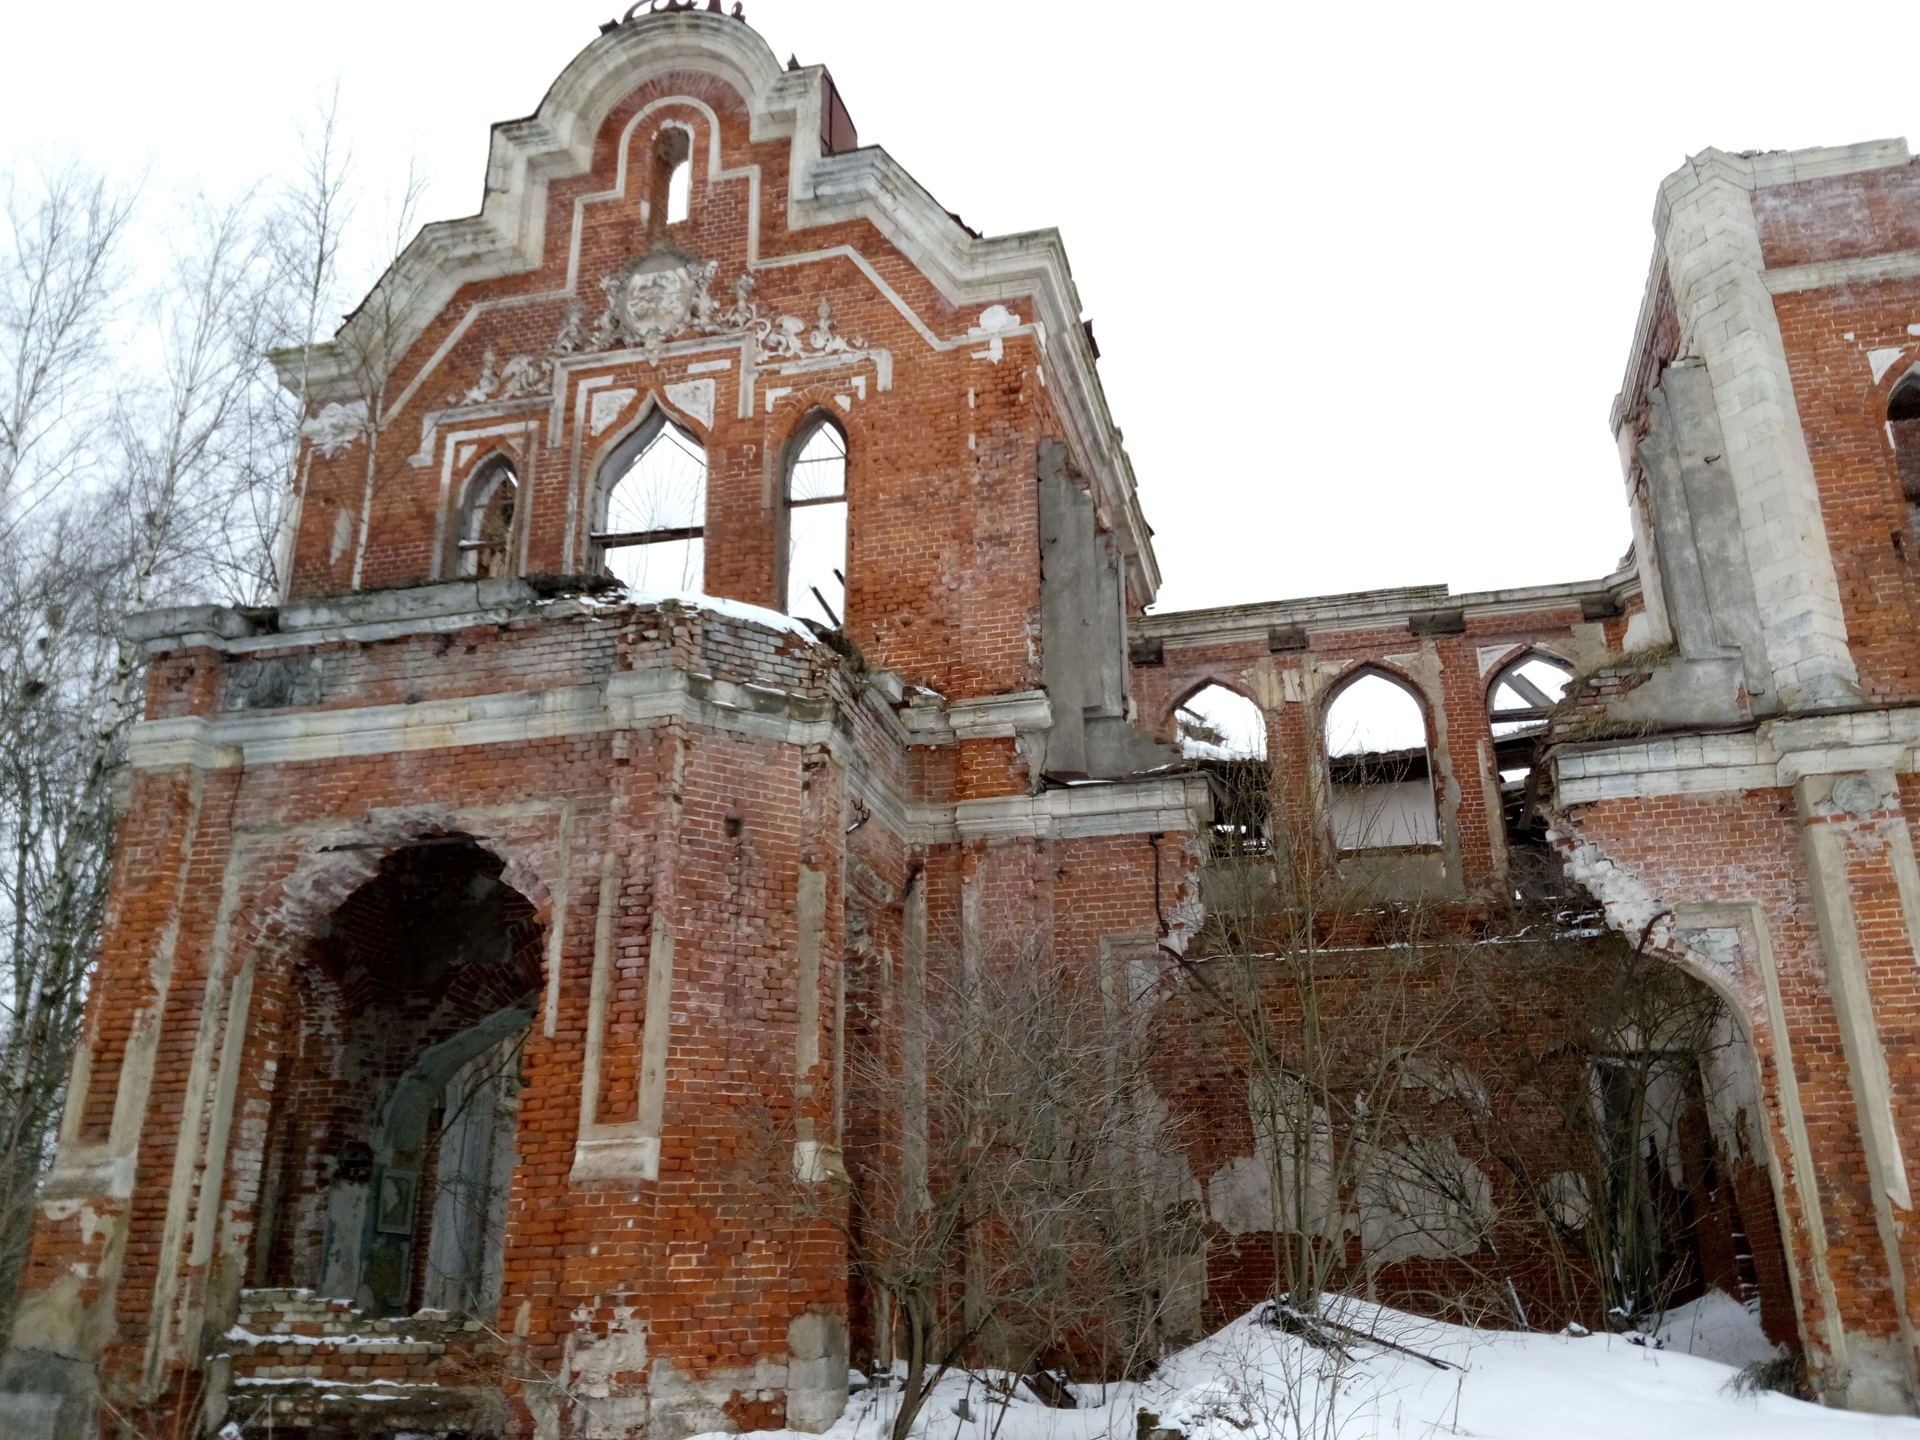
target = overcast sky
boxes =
[4,2,1914,613]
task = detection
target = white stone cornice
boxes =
[1133,569,1638,649]
[1553,705,1920,805]
[941,774,1209,845]
[946,690,1054,740]
[128,682,1205,849]
[1765,249,1920,295]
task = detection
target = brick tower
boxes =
[0,10,1194,1437]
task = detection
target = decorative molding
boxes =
[946,690,1053,740]
[1765,249,1920,295]
[266,12,1157,598]
[1553,704,1920,804]
[1133,567,1639,650]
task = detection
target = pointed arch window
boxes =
[1175,682,1270,858]
[455,458,518,578]
[1889,371,1920,540]
[1489,652,1571,848]
[1324,671,1438,850]
[596,413,707,596]
[785,418,847,629]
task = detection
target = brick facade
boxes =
[7,10,1920,1437]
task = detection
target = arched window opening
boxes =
[1889,372,1920,540]
[1489,653,1572,858]
[785,418,847,629]
[1490,655,1571,737]
[596,414,707,596]
[656,125,693,227]
[1324,672,1438,850]
[1176,683,1270,858]
[455,459,518,578]
[1176,683,1267,761]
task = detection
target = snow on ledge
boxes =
[617,586,821,642]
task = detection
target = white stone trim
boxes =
[271,13,1156,597]
[945,690,1053,740]
[128,683,1207,847]
[1765,249,1920,295]
[1649,149,1860,709]
[913,774,1208,845]
[1133,568,1637,649]
[1554,705,1920,803]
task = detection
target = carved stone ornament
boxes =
[559,244,868,370]
[595,242,721,359]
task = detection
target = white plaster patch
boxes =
[1478,643,1522,677]
[1281,668,1304,703]
[302,400,367,458]
[589,387,637,436]
[663,378,715,427]
[833,394,851,412]
[685,357,732,374]
[978,304,1019,333]
[456,443,476,469]
[1869,346,1906,383]
[1551,830,1675,952]
[765,386,793,413]
[329,509,353,565]
[1676,925,1745,982]
[1909,324,1920,337]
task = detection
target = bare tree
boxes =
[0,129,400,1330]
[834,903,1195,1440]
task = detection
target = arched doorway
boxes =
[250,838,542,1319]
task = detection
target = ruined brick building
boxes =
[9,6,1920,1436]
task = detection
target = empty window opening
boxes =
[1488,653,1572,856]
[666,156,692,224]
[1176,683,1267,761]
[1490,655,1571,736]
[657,125,693,227]
[1177,683,1270,858]
[455,459,518,578]
[785,418,848,629]
[597,414,707,597]
[1890,372,1920,541]
[1324,672,1438,850]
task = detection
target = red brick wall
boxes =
[284,68,1067,707]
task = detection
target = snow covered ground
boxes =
[701,1295,1920,1440]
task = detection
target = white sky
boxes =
[4,1,1914,614]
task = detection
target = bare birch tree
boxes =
[0,120,404,1329]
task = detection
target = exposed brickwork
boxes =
[19,15,1920,1438]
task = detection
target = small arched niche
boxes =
[656,124,693,227]
[1175,683,1270,858]
[596,411,708,596]
[453,456,518,579]
[1889,371,1920,539]
[1324,670,1438,850]
[784,415,848,629]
